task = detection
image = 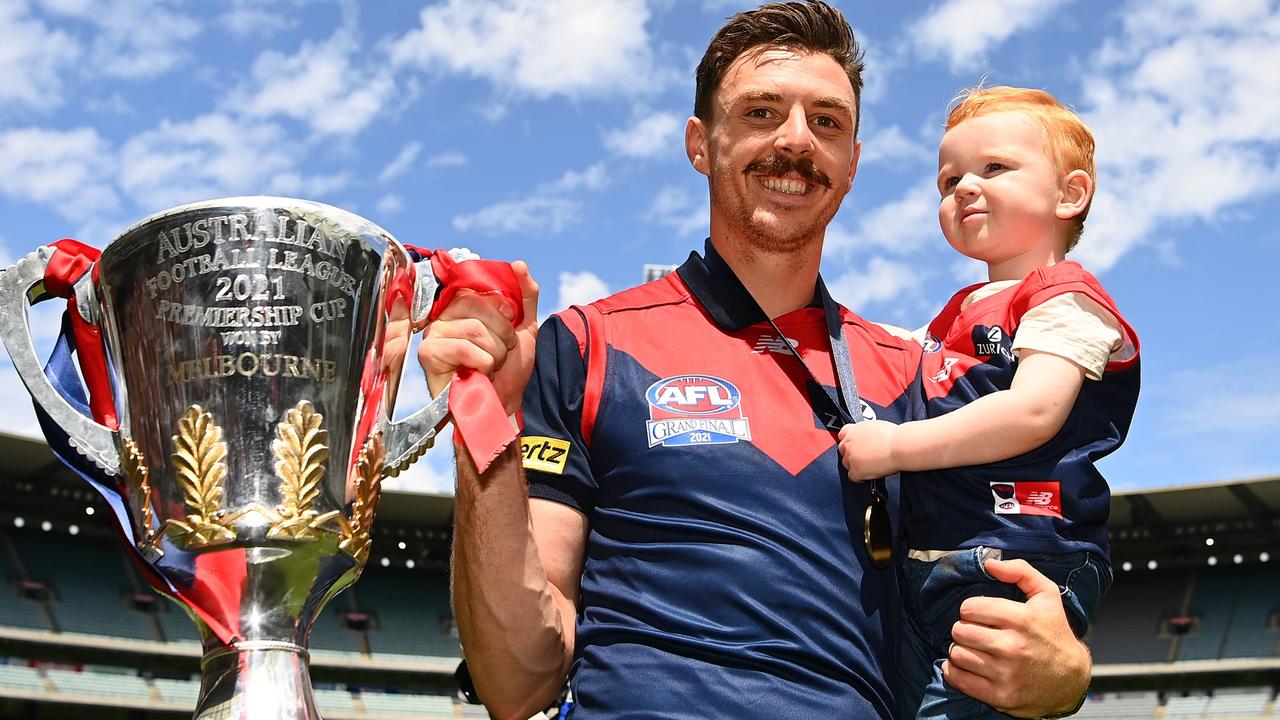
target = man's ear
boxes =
[848,139,862,188]
[686,117,709,176]
[1057,169,1093,220]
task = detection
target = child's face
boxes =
[937,111,1067,276]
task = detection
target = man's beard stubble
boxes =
[711,152,847,256]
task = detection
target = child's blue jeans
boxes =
[897,546,1111,720]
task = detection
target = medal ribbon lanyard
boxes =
[737,272,893,569]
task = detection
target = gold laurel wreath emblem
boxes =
[267,401,340,540]
[163,406,237,547]
[121,437,162,557]
[338,433,385,564]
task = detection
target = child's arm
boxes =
[838,350,1086,481]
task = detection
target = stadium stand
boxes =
[0,430,1277,718]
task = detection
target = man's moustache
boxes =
[743,155,832,188]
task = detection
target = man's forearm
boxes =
[452,444,571,719]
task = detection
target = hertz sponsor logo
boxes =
[521,436,571,475]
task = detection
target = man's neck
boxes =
[709,234,822,319]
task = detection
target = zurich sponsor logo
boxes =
[645,375,751,447]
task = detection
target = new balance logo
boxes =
[752,334,799,355]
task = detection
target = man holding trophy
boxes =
[427,2,1094,719]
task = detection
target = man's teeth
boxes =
[760,177,809,195]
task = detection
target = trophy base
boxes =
[195,641,321,720]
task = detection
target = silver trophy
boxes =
[0,197,459,719]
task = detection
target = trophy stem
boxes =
[195,641,321,720]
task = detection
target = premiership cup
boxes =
[0,197,460,719]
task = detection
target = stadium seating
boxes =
[356,565,459,660]
[0,663,47,694]
[1165,692,1212,717]
[1220,565,1280,660]
[1178,566,1246,661]
[1088,568,1188,664]
[13,526,157,640]
[1075,691,1161,719]
[45,666,154,702]
[1205,688,1272,718]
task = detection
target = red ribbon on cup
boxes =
[427,251,524,473]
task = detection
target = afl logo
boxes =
[921,334,942,354]
[645,375,741,415]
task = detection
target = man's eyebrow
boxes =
[811,96,853,114]
[734,90,784,105]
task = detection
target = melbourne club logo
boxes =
[972,324,1015,362]
[920,333,942,354]
[645,375,751,448]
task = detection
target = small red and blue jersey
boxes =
[520,243,987,718]
[906,261,1140,559]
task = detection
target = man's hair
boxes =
[694,1,865,136]
[946,86,1096,251]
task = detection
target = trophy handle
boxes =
[0,246,120,475]
[381,254,463,476]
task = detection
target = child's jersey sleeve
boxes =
[1012,293,1129,380]
[520,313,598,514]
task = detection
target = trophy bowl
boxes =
[0,197,455,719]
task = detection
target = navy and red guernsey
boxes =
[907,261,1141,559]
[520,243,988,718]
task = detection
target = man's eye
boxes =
[813,116,837,128]
[747,108,771,119]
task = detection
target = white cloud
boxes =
[823,180,940,260]
[235,30,397,137]
[117,114,301,211]
[825,256,922,313]
[0,0,80,110]
[646,185,707,237]
[1070,0,1280,271]
[426,151,469,168]
[37,0,201,79]
[454,163,608,236]
[908,0,1072,71]
[604,111,683,159]
[390,0,667,100]
[219,2,296,38]
[858,125,933,166]
[379,142,424,184]
[376,194,404,215]
[0,127,119,221]
[453,197,582,236]
[556,271,610,312]
[543,163,609,193]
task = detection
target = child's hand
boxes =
[837,420,898,481]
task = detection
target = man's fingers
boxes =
[957,593,1032,629]
[511,260,540,326]
[421,337,499,378]
[951,616,1018,658]
[983,558,1060,600]
[437,294,518,350]
[942,660,1014,714]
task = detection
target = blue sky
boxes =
[1,0,1277,494]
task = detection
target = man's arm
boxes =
[945,559,1092,718]
[421,262,585,717]
[840,350,1085,480]
[451,447,586,719]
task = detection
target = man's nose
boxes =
[774,106,815,156]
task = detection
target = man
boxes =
[422,2,1092,718]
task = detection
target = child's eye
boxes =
[985,162,1006,173]
[940,176,959,193]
